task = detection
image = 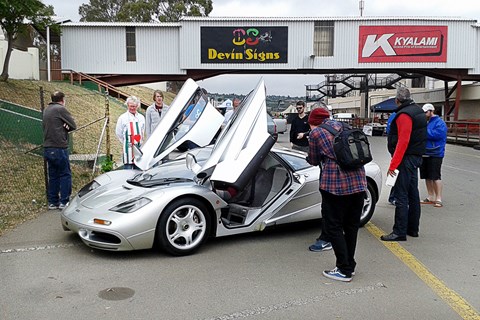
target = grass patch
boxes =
[0,79,174,236]
[0,139,93,236]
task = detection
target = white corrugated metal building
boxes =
[61,17,480,75]
[59,16,480,119]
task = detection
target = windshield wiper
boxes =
[126,177,192,188]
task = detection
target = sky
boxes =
[42,0,480,96]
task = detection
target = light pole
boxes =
[359,0,365,16]
[46,25,51,82]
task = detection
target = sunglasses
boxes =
[296,107,304,110]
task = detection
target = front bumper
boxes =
[61,215,136,251]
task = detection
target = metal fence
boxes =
[445,120,480,147]
[0,88,124,235]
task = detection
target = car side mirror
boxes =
[186,153,201,174]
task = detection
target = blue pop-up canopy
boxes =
[371,98,398,112]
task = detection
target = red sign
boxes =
[358,26,447,63]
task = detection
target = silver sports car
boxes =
[61,78,382,256]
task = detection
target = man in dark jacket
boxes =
[289,100,310,152]
[381,87,427,241]
[42,91,77,210]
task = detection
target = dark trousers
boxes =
[316,218,329,242]
[393,155,422,236]
[388,187,395,203]
[44,148,72,205]
[320,190,365,277]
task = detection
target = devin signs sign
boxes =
[358,26,448,63]
[201,27,288,64]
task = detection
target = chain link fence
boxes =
[0,84,128,235]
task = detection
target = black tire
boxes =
[156,198,211,256]
[359,180,377,227]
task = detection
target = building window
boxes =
[313,21,334,56]
[126,27,136,61]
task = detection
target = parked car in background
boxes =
[333,113,357,120]
[268,111,287,134]
[266,112,278,141]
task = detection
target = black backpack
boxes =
[320,122,373,170]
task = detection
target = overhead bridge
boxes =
[58,17,480,119]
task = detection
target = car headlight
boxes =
[78,180,100,198]
[110,197,152,213]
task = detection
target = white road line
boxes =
[0,242,80,254]
[201,283,386,320]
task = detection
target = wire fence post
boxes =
[105,91,111,162]
[39,86,48,203]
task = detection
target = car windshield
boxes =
[154,89,208,157]
[129,147,214,187]
[213,90,253,146]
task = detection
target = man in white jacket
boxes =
[115,96,146,169]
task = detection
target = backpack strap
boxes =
[319,123,339,136]
[318,123,339,163]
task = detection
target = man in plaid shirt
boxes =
[306,107,367,282]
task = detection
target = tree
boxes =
[79,0,213,93]
[0,0,56,81]
[79,0,213,23]
[154,0,213,22]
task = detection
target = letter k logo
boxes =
[362,34,396,57]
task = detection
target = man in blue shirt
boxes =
[419,104,447,208]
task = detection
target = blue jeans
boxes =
[44,148,72,205]
[392,155,423,236]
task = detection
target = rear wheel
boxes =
[157,198,211,256]
[360,180,377,227]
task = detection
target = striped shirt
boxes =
[307,119,367,195]
[115,111,145,165]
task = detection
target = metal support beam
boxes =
[454,77,462,121]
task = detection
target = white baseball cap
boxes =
[422,104,435,112]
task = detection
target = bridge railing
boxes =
[52,69,149,109]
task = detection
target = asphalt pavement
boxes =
[1,129,479,320]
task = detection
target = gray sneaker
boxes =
[48,204,58,210]
[308,239,332,252]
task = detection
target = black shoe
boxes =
[407,231,419,237]
[380,233,406,241]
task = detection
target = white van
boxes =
[333,113,356,120]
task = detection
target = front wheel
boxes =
[156,198,211,256]
[359,180,377,227]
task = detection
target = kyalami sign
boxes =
[358,25,448,63]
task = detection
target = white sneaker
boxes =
[59,202,69,210]
[322,267,352,282]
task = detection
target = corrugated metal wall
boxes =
[61,25,182,74]
[60,18,480,77]
[475,26,480,74]
[313,19,477,69]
